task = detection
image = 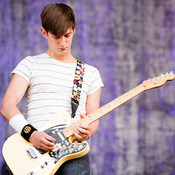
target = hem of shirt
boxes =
[87,84,104,95]
[11,71,30,83]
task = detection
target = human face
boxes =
[41,28,75,58]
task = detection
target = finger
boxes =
[73,128,83,139]
[40,143,54,151]
[79,124,90,131]
[44,139,55,147]
[73,132,83,141]
[77,127,89,135]
[40,139,55,151]
[43,132,56,142]
[30,131,55,151]
[39,133,55,150]
[73,128,89,141]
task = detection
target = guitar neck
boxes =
[62,84,145,138]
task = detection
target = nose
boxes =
[58,36,66,46]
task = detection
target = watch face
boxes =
[23,125,32,133]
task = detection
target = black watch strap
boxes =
[21,124,37,142]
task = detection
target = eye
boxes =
[65,32,72,38]
[54,36,59,39]
[51,34,59,39]
[65,34,70,38]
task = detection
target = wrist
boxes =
[9,114,37,142]
[21,124,37,142]
[9,114,29,133]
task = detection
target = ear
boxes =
[73,27,76,34]
[40,27,48,39]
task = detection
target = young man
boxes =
[0,3,103,175]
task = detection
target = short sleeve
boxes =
[11,56,33,82]
[88,68,104,95]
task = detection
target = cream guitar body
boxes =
[2,72,175,175]
[3,111,90,175]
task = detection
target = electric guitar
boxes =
[2,72,175,175]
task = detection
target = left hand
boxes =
[73,114,91,142]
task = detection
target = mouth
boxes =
[59,47,67,51]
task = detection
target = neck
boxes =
[46,50,76,63]
[62,84,146,138]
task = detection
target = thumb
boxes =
[80,114,85,119]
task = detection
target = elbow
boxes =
[0,103,7,117]
[0,101,13,121]
[0,104,4,115]
[0,104,9,122]
[1,100,18,122]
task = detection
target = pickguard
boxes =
[27,124,88,164]
[46,124,87,163]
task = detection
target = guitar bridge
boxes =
[26,146,44,159]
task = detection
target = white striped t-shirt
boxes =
[12,53,103,128]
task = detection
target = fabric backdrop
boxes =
[0,0,175,175]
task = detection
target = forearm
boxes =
[0,101,30,134]
[89,120,99,137]
[0,102,22,122]
[86,88,101,138]
[1,100,55,151]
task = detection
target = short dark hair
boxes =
[40,3,76,38]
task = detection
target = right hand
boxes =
[29,131,56,151]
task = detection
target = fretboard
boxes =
[62,84,145,138]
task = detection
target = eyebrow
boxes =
[52,30,73,39]
[65,31,72,35]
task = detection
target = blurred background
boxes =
[1,0,175,175]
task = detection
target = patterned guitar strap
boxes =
[71,60,85,118]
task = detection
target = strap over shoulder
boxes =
[71,60,85,118]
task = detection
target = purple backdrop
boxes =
[1,0,175,175]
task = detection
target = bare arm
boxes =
[86,88,101,136]
[0,74,28,121]
[0,74,55,151]
[73,88,101,141]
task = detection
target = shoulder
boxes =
[82,62,104,95]
[24,53,48,63]
[84,63,100,74]
[83,62,103,83]
[84,63,102,81]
